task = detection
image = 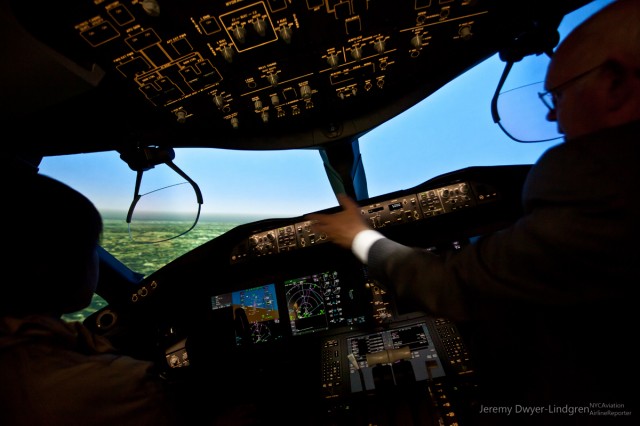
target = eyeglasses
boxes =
[538,62,605,112]
[491,61,562,143]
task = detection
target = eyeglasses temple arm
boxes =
[490,60,514,124]
[126,169,144,224]
[165,160,204,205]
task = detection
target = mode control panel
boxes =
[418,181,474,218]
[360,195,422,229]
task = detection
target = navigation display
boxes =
[284,270,367,336]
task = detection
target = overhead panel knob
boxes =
[141,0,160,17]
[351,46,363,61]
[222,45,234,63]
[174,109,186,123]
[213,95,225,109]
[411,34,423,49]
[267,73,278,87]
[279,26,292,44]
[232,25,246,43]
[327,53,340,68]
[300,84,312,99]
[253,18,267,36]
[373,39,386,53]
[459,25,473,40]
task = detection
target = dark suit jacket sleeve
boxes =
[366,122,639,322]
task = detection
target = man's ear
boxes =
[601,60,633,112]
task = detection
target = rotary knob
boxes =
[351,46,363,61]
[253,18,267,36]
[373,39,386,54]
[213,95,225,109]
[222,45,234,63]
[232,25,246,43]
[300,84,312,99]
[267,73,278,87]
[141,0,160,17]
[327,53,340,68]
[279,26,292,44]
[174,109,186,124]
[459,25,473,40]
[411,34,423,49]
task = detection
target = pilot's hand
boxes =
[306,193,371,250]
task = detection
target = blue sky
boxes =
[40,0,612,219]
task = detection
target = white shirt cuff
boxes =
[352,229,385,264]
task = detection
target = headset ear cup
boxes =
[144,146,176,164]
[120,146,176,171]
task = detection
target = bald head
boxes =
[552,0,640,76]
[545,0,640,139]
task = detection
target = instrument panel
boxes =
[89,165,531,424]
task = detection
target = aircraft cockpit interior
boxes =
[4,0,625,425]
